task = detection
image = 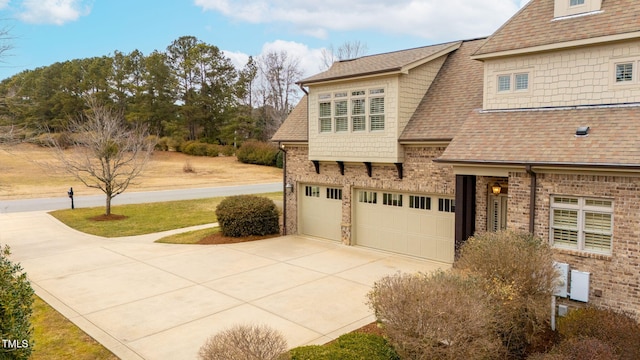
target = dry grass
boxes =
[0,143,282,200]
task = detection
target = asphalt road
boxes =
[0,182,282,213]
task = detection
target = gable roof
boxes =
[300,41,462,85]
[271,95,308,142]
[438,105,640,168]
[400,38,486,142]
[474,0,640,58]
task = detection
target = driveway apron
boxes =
[0,211,449,360]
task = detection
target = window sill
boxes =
[552,247,613,261]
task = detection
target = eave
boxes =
[471,30,640,60]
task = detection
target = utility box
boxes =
[570,270,590,302]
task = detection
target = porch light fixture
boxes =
[491,183,502,196]
[285,183,294,193]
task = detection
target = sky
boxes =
[0,0,531,81]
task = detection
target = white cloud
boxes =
[18,0,91,25]
[0,0,9,10]
[223,50,250,70]
[195,0,526,41]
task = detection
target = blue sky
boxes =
[0,0,530,81]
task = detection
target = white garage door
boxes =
[300,184,342,241]
[354,189,455,263]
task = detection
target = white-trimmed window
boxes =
[335,100,348,132]
[358,191,377,204]
[305,185,320,197]
[317,88,385,133]
[409,195,431,210]
[570,0,585,6]
[383,193,402,207]
[616,63,633,83]
[369,92,385,131]
[498,73,529,92]
[319,100,332,132]
[550,196,613,254]
[498,75,511,92]
[351,98,366,131]
[515,73,529,91]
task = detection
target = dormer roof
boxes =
[473,0,640,59]
[299,41,462,86]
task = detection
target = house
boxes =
[272,0,640,317]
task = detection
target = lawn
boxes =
[49,192,282,237]
[31,296,117,360]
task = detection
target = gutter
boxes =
[434,159,640,171]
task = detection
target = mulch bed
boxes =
[196,232,281,245]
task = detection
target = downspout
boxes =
[298,84,309,95]
[525,165,537,234]
[279,142,288,235]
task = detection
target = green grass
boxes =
[49,192,282,237]
[31,296,118,360]
[155,227,220,244]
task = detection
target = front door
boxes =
[488,193,508,232]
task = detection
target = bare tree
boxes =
[51,98,155,216]
[256,50,303,140]
[0,22,14,64]
[320,40,369,70]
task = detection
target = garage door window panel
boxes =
[305,186,320,197]
[359,191,377,204]
[383,193,403,207]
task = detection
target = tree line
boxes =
[0,36,303,145]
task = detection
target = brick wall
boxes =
[283,144,455,244]
[507,171,640,318]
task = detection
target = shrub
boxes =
[289,332,399,360]
[221,145,235,156]
[367,271,505,360]
[182,141,220,157]
[528,337,618,360]
[215,195,280,237]
[0,245,34,360]
[454,230,559,357]
[236,140,279,166]
[156,136,170,151]
[199,324,287,360]
[557,307,640,360]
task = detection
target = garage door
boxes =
[300,184,342,241]
[354,189,455,263]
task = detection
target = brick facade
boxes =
[283,144,455,245]
[505,171,640,318]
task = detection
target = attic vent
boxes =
[575,126,590,137]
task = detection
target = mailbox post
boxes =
[67,187,74,209]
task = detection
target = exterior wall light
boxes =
[491,183,502,195]
[285,183,294,193]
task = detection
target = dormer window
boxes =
[554,0,601,18]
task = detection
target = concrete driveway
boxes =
[0,211,449,359]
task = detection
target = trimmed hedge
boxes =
[215,195,280,237]
[236,140,280,167]
[289,333,399,360]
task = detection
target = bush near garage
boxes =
[0,245,34,360]
[455,230,559,358]
[199,324,287,360]
[367,270,506,360]
[554,307,640,360]
[288,332,400,360]
[215,195,280,237]
[235,140,280,167]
